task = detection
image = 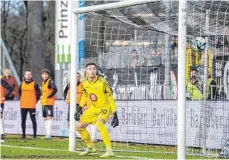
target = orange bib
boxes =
[41,79,55,106]
[66,82,83,104]
[0,84,5,104]
[20,81,36,108]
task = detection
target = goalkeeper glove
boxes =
[111,112,119,128]
[77,105,83,115]
[74,105,82,121]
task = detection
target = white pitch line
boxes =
[2,144,154,159]
[1,144,74,152]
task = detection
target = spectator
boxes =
[186,67,203,100]
[207,71,217,100]
[128,49,138,68]
[0,76,13,142]
[149,50,161,66]
[2,68,18,100]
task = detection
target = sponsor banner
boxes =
[3,100,229,149]
[55,0,85,68]
[55,0,71,67]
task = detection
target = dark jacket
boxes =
[2,75,18,99]
[1,78,13,98]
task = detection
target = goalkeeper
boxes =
[76,63,119,158]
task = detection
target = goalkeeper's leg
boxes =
[95,120,112,149]
[76,122,96,155]
[76,108,97,156]
[95,108,114,158]
[87,125,97,142]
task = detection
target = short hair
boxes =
[3,68,10,73]
[3,68,9,71]
[190,68,198,72]
[40,68,50,75]
[131,49,137,53]
[77,72,81,76]
[24,70,32,74]
[190,65,198,72]
[86,63,96,68]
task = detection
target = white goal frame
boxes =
[70,0,187,159]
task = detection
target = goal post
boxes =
[70,0,188,156]
[177,0,187,159]
[70,0,229,159]
[69,0,78,151]
[73,0,158,14]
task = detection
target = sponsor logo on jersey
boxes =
[89,93,98,102]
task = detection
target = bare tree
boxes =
[1,1,27,79]
[1,1,56,82]
[27,1,45,83]
[1,1,10,40]
[45,1,55,78]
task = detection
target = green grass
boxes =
[0,135,217,159]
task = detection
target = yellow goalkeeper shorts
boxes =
[80,106,111,125]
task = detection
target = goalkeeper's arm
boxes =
[104,82,116,113]
[79,85,88,107]
[75,86,88,121]
[104,82,119,127]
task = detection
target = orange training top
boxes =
[20,81,36,108]
[0,84,5,104]
[66,82,83,104]
[40,79,55,106]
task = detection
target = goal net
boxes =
[74,0,229,158]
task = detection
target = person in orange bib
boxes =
[0,76,13,142]
[19,70,41,139]
[40,69,57,139]
[65,72,83,125]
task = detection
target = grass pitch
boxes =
[1,135,215,159]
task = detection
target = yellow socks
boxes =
[95,121,112,150]
[76,127,93,148]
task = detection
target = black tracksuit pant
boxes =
[21,108,37,137]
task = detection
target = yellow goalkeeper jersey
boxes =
[79,76,116,113]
